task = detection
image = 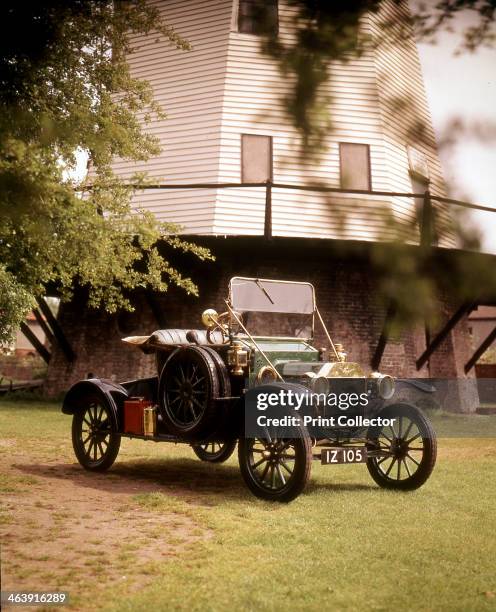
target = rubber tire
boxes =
[192,439,237,463]
[191,347,234,459]
[71,395,120,472]
[238,431,312,502]
[201,346,231,398]
[159,346,220,437]
[366,402,437,490]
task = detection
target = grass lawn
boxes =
[1,400,495,611]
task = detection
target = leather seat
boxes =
[151,329,189,345]
[186,329,226,345]
[149,328,225,347]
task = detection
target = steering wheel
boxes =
[206,311,231,344]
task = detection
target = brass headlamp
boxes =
[369,372,395,399]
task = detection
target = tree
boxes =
[257,0,495,158]
[413,0,496,51]
[0,0,212,346]
[254,0,496,329]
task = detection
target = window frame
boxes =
[339,142,372,192]
[236,0,279,36]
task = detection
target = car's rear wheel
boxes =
[72,395,120,471]
[366,403,437,490]
[238,432,312,502]
[159,346,220,437]
[192,439,237,463]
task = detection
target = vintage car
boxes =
[62,277,437,502]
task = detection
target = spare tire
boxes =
[201,346,231,398]
[201,345,233,433]
[159,346,220,437]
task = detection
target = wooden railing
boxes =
[117,180,496,245]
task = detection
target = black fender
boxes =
[62,378,129,432]
[395,379,436,394]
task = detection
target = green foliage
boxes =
[0,1,212,344]
[0,265,35,346]
[256,0,496,329]
[259,0,381,159]
[413,0,496,51]
[258,0,496,159]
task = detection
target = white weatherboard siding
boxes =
[111,0,233,233]
[369,1,450,243]
[215,1,393,239]
[113,0,448,242]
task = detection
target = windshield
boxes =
[229,277,315,315]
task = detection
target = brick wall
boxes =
[0,354,47,383]
[475,364,496,405]
[44,237,477,405]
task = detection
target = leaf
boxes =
[0,1,208,345]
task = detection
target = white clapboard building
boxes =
[111,0,446,242]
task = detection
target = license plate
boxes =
[321,447,367,465]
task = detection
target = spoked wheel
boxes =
[366,403,437,490]
[192,439,237,463]
[72,395,120,471]
[238,433,312,502]
[159,346,219,437]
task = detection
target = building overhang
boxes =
[183,233,496,304]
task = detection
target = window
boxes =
[238,0,278,35]
[241,134,273,182]
[339,143,371,191]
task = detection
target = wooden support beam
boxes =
[420,190,434,248]
[465,326,496,373]
[264,179,272,240]
[371,302,396,371]
[36,297,75,362]
[145,292,168,328]
[32,308,55,347]
[416,302,475,370]
[20,321,51,363]
[420,321,433,371]
[424,322,431,354]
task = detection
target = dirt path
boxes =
[1,449,211,610]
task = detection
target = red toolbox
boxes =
[124,397,152,435]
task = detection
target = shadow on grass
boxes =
[15,457,251,503]
[16,456,377,504]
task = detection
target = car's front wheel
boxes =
[72,395,120,471]
[366,403,437,490]
[238,434,312,502]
